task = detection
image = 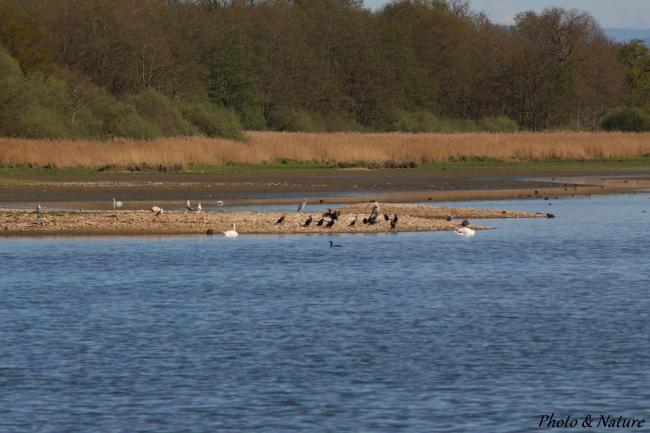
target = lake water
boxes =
[1,194,649,433]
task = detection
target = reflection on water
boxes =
[1,194,649,433]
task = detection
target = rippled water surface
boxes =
[1,194,650,433]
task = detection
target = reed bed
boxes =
[1,131,650,168]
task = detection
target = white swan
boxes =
[112,198,123,209]
[455,227,476,237]
[223,223,238,237]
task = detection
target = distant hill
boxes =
[604,28,650,46]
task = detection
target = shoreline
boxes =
[0,203,545,237]
[1,169,650,209]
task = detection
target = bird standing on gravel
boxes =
[325,218,335,228]
[303,215,313,227]
[349,215,357,226]
[276,215,285,224]
[390,214,398,229]
[371,201,380,216]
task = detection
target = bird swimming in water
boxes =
[297,199,306,212]
[460,219,470,227]
[329,240,342,248]
[112,198,123,210]
[303,215,313,227]
[276,215,285,224]
[216,200,224,207]
[455,226,475,237]
[546,213,555,218]
[151,206,164,216]
[349,215,357,226]
[206,229,214,236]
[223,223,238,237]
[186,200,201,212]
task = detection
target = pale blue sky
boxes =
[364,0,650,28]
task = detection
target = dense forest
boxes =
[1,0,649,139]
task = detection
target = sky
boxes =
[364,0,650,29]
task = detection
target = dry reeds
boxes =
[1,131,650,168]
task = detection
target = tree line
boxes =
[1,0,649,139]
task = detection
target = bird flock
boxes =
[288,201,474,237]
[29,197,506,239]
[287,200,401,233]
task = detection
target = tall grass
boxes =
[2,131,650,168]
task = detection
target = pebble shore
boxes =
[0,203,545,236]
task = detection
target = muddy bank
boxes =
[1,168,649,208]
[0,203,545,236]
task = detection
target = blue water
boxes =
[1,194,649,433]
